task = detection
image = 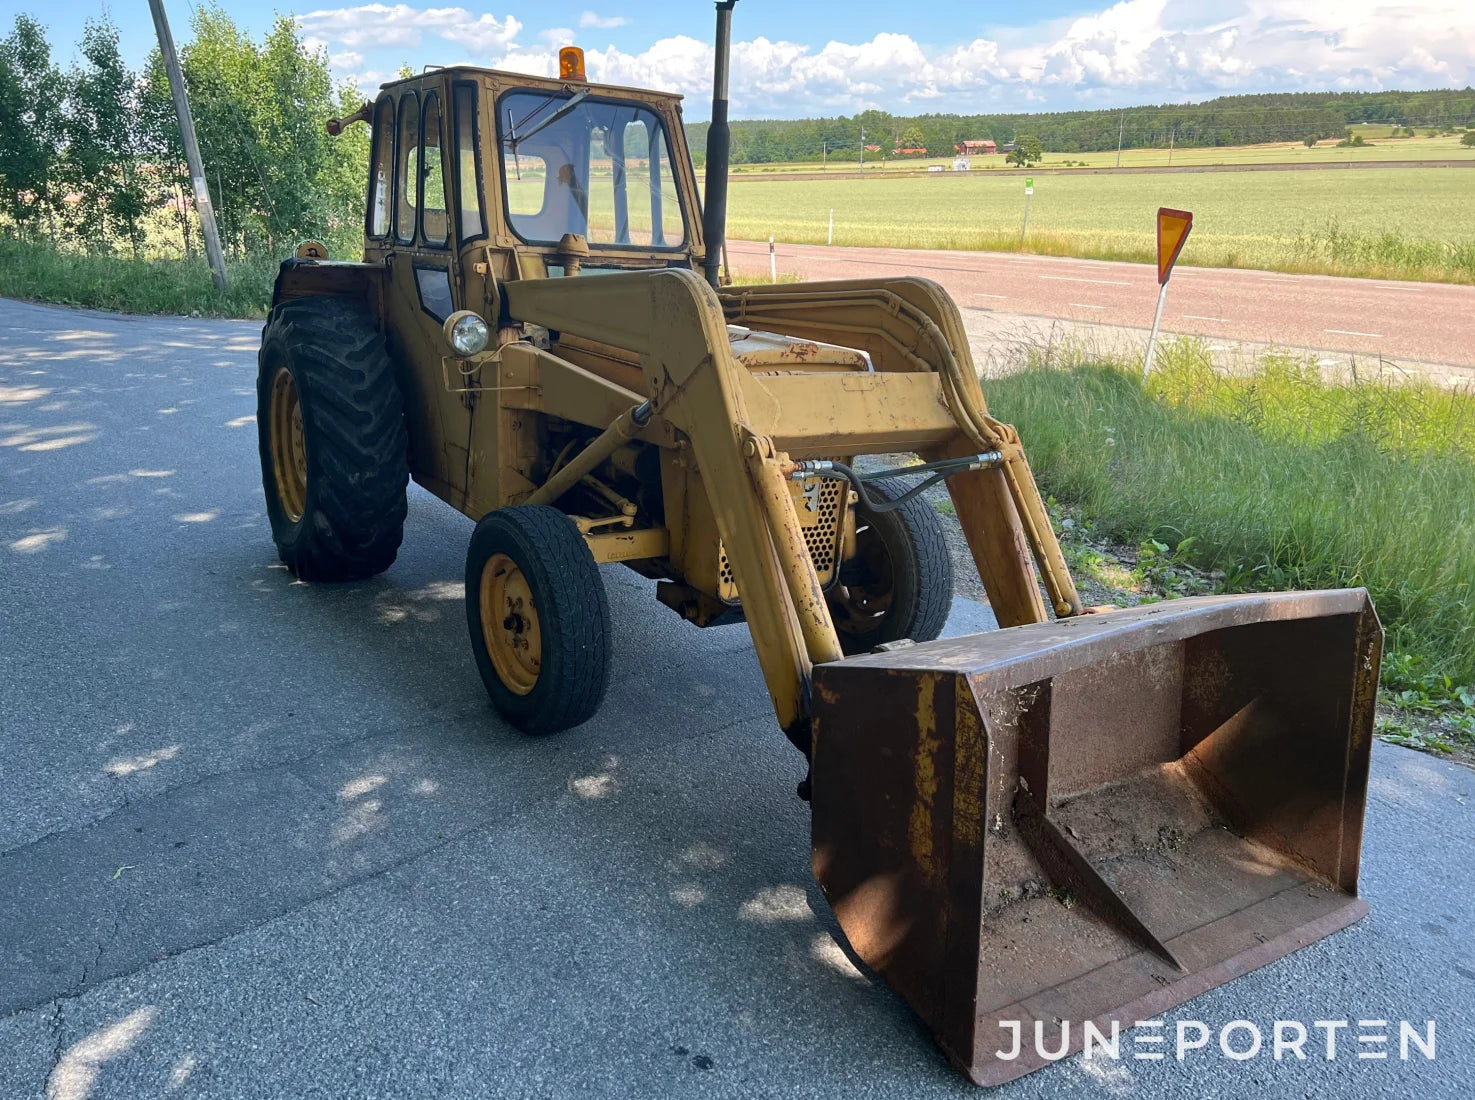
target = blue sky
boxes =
[8,1,1475,119]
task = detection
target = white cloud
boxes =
[311,1,1475,115]
[579,11,629,30]
[297,5,522,54]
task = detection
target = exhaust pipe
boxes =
[702,1,737,289]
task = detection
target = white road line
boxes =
[1069,303,1106,310]
[1374,284,1421,292]
[1324,328,1383,338]
[1038,275,1132,285]
[1182,314,1229,322]
[973,293,1007,300]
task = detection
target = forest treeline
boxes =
[687,89,1475,164]
[0,5,365,259]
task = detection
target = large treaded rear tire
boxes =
[257,295,409,581]
[465,506,612,735]
[829,476,953,655]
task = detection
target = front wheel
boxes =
[465,506,612,734]
[828,476,953,655]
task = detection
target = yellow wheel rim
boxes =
[268,366,309,523]
[480,553,542,695]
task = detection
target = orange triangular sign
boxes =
[1157,208,1193,285]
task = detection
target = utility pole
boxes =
[148,0,228,293]
[859,126,865,171]
[1115,112,1125,168]
[822,139,826,170]
[1168,124,1175,166]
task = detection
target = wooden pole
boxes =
[148,0,228,293]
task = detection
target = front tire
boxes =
[257,295,409,581]
[465,506,612,734]
[828,476,953,655]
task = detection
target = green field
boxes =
[725,164,1475,283]
[728,134,1475,175]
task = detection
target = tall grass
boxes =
[0,239,279,318]
[986,340,1475,682]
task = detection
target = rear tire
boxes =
[257,295,408,581]
[465,506,612,734]
[828,476,953,655]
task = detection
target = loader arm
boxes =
[505,268,829,745]
[506,268,1079,746]
[720,277,1082,623]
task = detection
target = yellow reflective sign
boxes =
[1157,207,1193,285]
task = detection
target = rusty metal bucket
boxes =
[810,589,1381,1085]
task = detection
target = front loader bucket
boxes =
[810,590,1380,1085]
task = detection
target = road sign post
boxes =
[1020,177,1034,244]
[1143,207,1193,380]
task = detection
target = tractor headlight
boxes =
[444,311,491,356]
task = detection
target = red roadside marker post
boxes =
[1143,207,1193,380]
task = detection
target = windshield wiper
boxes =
[509,89,591,152]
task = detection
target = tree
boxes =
[64,18,148,256]
[138,49,193,257]
[182,5,356,254]
[0,15,65,239]
[1462,131,1475,148]
[1303,135,1317,148]
[1006,134,1043,167]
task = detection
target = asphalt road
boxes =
[2,296,1473,1099]
[727,240,1475,369]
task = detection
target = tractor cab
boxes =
[361,55,705,286]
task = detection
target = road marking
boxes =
[973,293,1007,300]
[1038,275,1132,285]
[1324,328,1382,338]
[1069,303,1106,310]
[1374,284,1421,292]
[1182,314,1229,322]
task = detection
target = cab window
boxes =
[453,82,485,243]
[498,91,685,249]
[368,97,394,238]
[420,92,449,247]
[394,90,419,244]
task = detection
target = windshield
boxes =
[499,91,685,249]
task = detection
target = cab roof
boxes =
[376,64,685,107]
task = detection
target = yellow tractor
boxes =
[257,4,1381,1085]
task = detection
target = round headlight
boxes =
[445,311,490,356]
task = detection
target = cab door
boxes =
[380,81,474,508]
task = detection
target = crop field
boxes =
[724,165,1475,282]
[727,133,1475,175]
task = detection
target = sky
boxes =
[10,0,1475,119]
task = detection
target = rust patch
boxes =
[908,674,942,882]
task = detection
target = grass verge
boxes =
[0,240,278,319]
[983,337,1475,757]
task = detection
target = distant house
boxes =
[893,145,928,156]
[864,144,881,153]
[999,141,1016,154]
[955,139,996,156]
